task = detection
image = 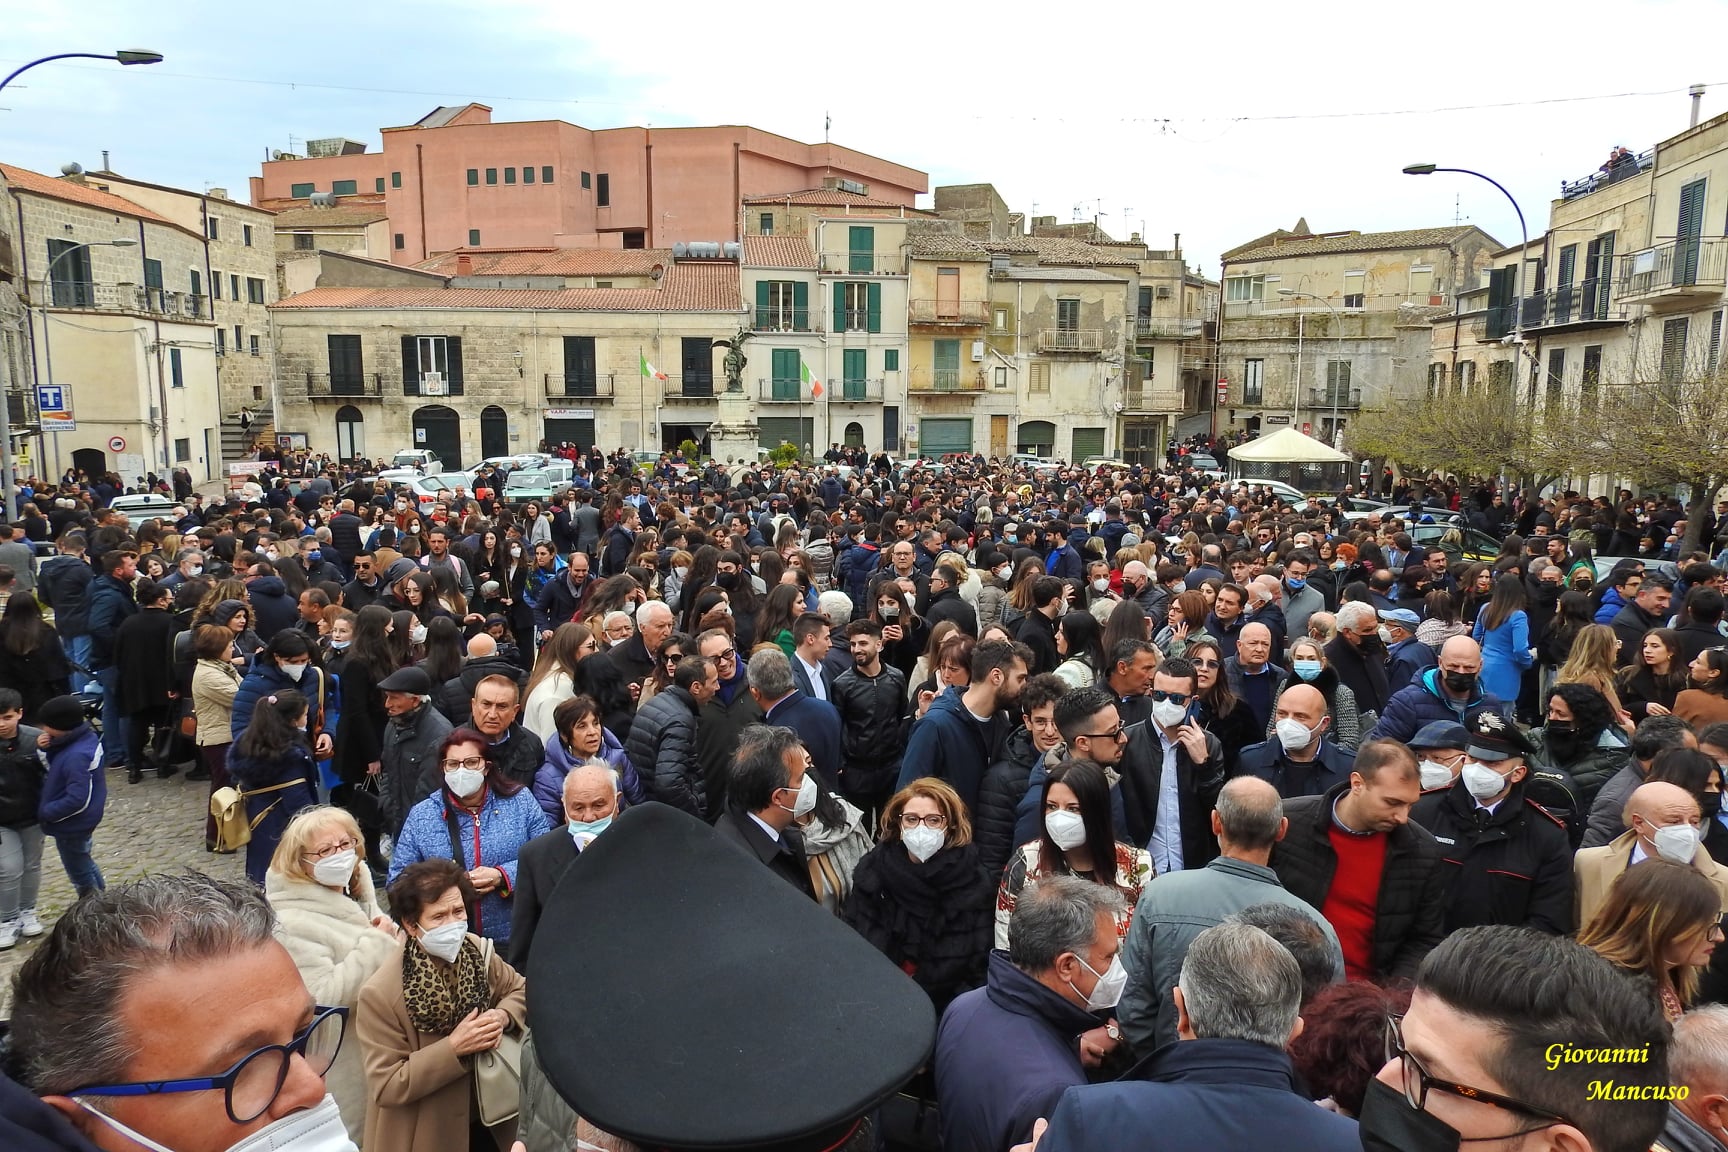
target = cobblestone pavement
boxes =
[0,767,243,1012]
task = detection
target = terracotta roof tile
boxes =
[1225,226,1486,263]
[271,262,742,312]
[416,248,674,277]
[0,162,184,231]
[741,187,913,210]
[742,236,817,270]
[272,204,390,229]
[907,228,989,259]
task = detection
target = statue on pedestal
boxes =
[713,328,751,394]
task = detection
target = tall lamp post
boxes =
[1,49,162,517]
[1277,288,1346,443]
[1403,163,1529,496]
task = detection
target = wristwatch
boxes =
[1105,1023,1121,1041]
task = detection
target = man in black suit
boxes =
[748,648,843,791]
[713,724,815,898]
[508,760,620,971]
[788,611,836,704]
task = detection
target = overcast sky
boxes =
[8,0,1728,277]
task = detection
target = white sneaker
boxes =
[18,909,43,937]
[0,918,18,950]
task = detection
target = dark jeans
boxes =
[94,666,127,766]
[125,704,173,773]
[52,834,104,897]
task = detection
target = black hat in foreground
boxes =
[377,666,433,695]
[1465,709,1536,762]
[528,803,934,1151]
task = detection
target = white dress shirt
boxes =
[1148,725,1184,875]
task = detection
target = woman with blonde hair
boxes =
[1579,856,1723,1022]
[1555,622,1628,722]
[936,550,982,605]
[266,805,400,1142]
[842,777,995,1013]
[522,622,600,741]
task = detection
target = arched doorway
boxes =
[71,447,106,481]
[411,404,462,469]
[843,421,865,448]
[480,406,509,460]
[335,405,365,463]
[1016,420,1056,457]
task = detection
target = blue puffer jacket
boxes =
[1593,587,1627,625]
[38,723,105,837]
[1364,667,1512,745]
[529,726,641,822]
[389,784,551,944]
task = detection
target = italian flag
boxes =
[640,353,667,381]
[802,361,823,398]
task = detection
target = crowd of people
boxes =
[1,443,1728,1152]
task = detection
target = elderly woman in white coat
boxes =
[266,805,402,1142]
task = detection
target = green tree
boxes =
[769,441,801,466]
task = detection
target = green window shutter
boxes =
[771,348,801,400]
[793,281,809,330]
[843,349,867,399]
[543,167,554,184]
[469,229,481,247]
[1071,427,1105,461]
[401,336,419,396]
[755,280,771,327]
[375,178,386,193]
[834,285,847,333]
[505,167,516,185]
[523,166,535,185]
[290,183,314,198]
[143,259,163,290]
[866,282,882,333]
[392,171,402,189]
[486,168,497,185]
[446,337,464,396]
[332,180,357,196]
[884,349,899,372]
[467,169,479,186]
[848,226,874,273]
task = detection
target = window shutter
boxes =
[834,285,847,334]
[756,280,771,325]
[446,337,464,396]
[793,281,808,330]
[402,336,419,396]
[866,282,882,333]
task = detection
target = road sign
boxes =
[37,385,75,431]
[1215,380,1228,398]
[108,435,127,452]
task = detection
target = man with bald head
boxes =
[1223,621,1285,731]
[1235,683,1354,798]
[1576,780,1728,927]
[1246,575,1287,656]
[509,760,620,970]
[1365,634,1511,744]
[1117,776,1341,1055]
[439,629,527,727]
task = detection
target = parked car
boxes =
[108,493,178,528]
[408,472,478,510]
[1591,557,1680,583]
[389,449,443,476]
[502,469,557,504]
[1410,523,1503,564]
[1185,452,1221,471]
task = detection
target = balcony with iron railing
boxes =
[1134,316,1204,340]
[907,367,987,394]
[751,307,816,333]
[817,252,906,276]
[909,299,988,326]
[1307,386,1361,410]
[1521,285,1629,331]
[303,372,383,399]
[1616,238,1728,306]
[1180,349,1215,373]
[658,374,719,403]
[757,377,884,403]
[1120,386,1186,413]
[1036,328,1105,354]
[1560,148,1655,200]
[29,279,209,320]
[544,373,617,401]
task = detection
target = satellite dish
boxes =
[650,264,664,281]
[61,162,84,176]
[271,150,284,161]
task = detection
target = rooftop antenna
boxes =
[824,111,830,144]
[1454,193,1462,225]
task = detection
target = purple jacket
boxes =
[531,725,642,821]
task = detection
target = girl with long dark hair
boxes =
[0,593,72,723]
[229,687,317,883]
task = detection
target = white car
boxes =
[407,472,477,509]
[390,449,443,476]
[108,493,179,528]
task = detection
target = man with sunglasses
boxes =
[694,630,762,818]
[1116,658,1225,875]
[9,872,353,1152]
[1360,926,1670,1152]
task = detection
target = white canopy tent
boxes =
[1227,427,1350,464]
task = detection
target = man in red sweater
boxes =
[1266,738,1446,982]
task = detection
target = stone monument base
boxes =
[708,390,760,465]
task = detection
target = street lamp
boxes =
[1278,288,1347,443]
[19,238,138,519]
[1402,162,1530,350]
[0,49,163,95]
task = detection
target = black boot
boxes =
[185,766,211,782]
[157,762,179,780]
[127,764,143,784]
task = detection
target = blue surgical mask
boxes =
[568,814,612,846]
[1286,577,1306,590]
[306,549,322,562]
[1293,658,1323,681]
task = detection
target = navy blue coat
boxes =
[1235,738,1357,799]
[1038,1039,1359,1152]
[763,691,843,791]
[246,575,300,641]
[1364,667,1511,745]
[935,951,1099,1152]
[896,687,1007,813]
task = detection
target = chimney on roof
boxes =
[208,187,229,201]
[456,254,473,276]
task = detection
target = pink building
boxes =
[250,104,926,262]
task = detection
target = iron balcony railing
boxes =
[1308,386,1361,409]
[1036,328,1105,353]
[907,367,986,393]
[1560,148,1655,200]
[543,373,617,400]
[1616,238,1728,301]
[817,252,905,276]
[658,374,718,402]
[1120,386,1186,413]
[756,376,884,402]
[31,280,208,319]
[304,372,383,398]
[909,299,988,325]
[1134,316,1204,339]
[751,307,815,333]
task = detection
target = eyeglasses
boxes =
[1150,690,1191,705]
[441,756,486,772]
[1081,726,1128,742]
[304,838,357,861]
[663,652,685,663]
[71,1006,347,1125]
[1191,658,1220,670]
[899,812,949,829]
[1383,1014,1570,1128]
[713,648,737,663]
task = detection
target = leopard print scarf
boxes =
[402,935,492,1036]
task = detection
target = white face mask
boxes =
[674,565,689,579]
[1070,953,1128,1012]
[1377,625,1394,644]
[778,773,819,819]
[417,920,468,963]
[995,565,1013,581]
[408,523,420,534]
[445,766,484,799]
[880,603,900,619]
[83,1093,357,1152]
[1648,820,1702,864]
[1418,759,1455,791]
[311,849,357,888]
[1044,809,1088,851]
[1274,717,1316,752]
[1091,578,1111,594]
[280,661,306,683]
[410,624,428,645]
[188,564,204,577]
[902,824,945,863]
[1151,699,1188,729]
[1461,760,1513,801]
[510,546,522,558]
